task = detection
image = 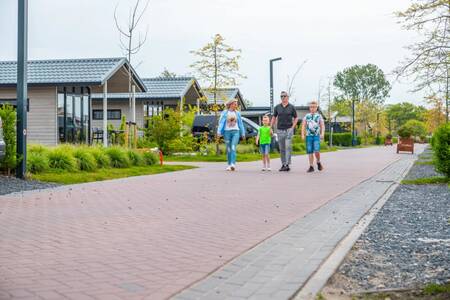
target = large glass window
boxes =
[57,87,91,144]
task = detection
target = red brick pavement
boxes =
[0,147,401,299]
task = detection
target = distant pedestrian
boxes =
[301,100,325,173]
[217,99,245,171]
[256,115,273,171]
[271,91,298,171]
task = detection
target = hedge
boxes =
[324,133,361,147]
[432,123,450,178]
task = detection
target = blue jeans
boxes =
[259,144,270,155]
[224,130,240,165]
[306,135,321,154]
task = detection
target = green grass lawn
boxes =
[401,176,449,185]
[30,165,195,185]
[165,147,338,162]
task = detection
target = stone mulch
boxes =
[0,175,58,196]
[322,147,450,298]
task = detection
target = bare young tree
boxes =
[114,0,150,122]
[286,60,307,100]
[394,0,449,120]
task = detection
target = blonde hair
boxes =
[309,100,318,106]
[226,99,238,108]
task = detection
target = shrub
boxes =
[167,135,195,154]
[432,123,450,178]
[127,150,144,166]
[324,133,360,147]
[137,138,157,149]
[88,147,111,168]
[236,144,257,154]
[73,148,97,172]
[404,119,427,138]
[293,143,305,152]
[0,104,17,173]
[105,147,130,168]
[28,144,49,155]
[143,151,158,165]
[397,125,413,138]
[27,152,49,173]
[146,108,182,154]
[48,148,77,171]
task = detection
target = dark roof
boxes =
[0,57,146,91]
[91,77,202,100]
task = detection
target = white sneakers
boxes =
[261,167,272,171]
[226,164,236,171]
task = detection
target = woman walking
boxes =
[217,99,245,171]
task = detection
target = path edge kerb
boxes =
[292,156,417,300]
[170,157,403,299]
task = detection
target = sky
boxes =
[0,0,426,107]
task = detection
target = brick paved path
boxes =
[0,147,401,299]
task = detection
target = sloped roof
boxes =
[91,77,202,100]
[0,57,146,91]
[203,88,242,104]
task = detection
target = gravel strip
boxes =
[325,149,450,293]
[0,175,59,196]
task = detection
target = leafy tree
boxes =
[334,64,391,144]
[160,68,177,79]
[190,34,245,154]
[146,108,181,154]
[424,94,446,133]
[385,102,426,130]
[404,119,427,138]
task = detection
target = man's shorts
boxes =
[259,144,270,155]
[306,135,321,154]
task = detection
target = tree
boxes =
[334,64,392,145]
[190,34,245,154]
[394,0,449,121]
[385,102,426,130]
[190,34,245,108]
[160,68,177,79]
[424,94,446,133]
[286,60,307,99]
[114,0,149,122]
[146,108,181,154]
[404,119,427,138]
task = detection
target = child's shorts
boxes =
[259,144,270,155]
[306,135,321,154]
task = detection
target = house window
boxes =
[93,109,122,120]
[57,87,91,144]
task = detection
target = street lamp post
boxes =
[269,57,282,114]
[351,99,356,146]
[16,0,28,179]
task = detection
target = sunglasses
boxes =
[280,95,288,98]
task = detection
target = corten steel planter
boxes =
[397,137,414,154]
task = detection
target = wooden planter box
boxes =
[384,138,393,146]
[397,137,414,154]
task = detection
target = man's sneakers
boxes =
[279,165,291,172]
[307,166,315,173]
[317,162,324,171]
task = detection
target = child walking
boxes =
[301,100,325,172]
[256,115,273,171]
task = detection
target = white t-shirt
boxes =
[225,111,239,131]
